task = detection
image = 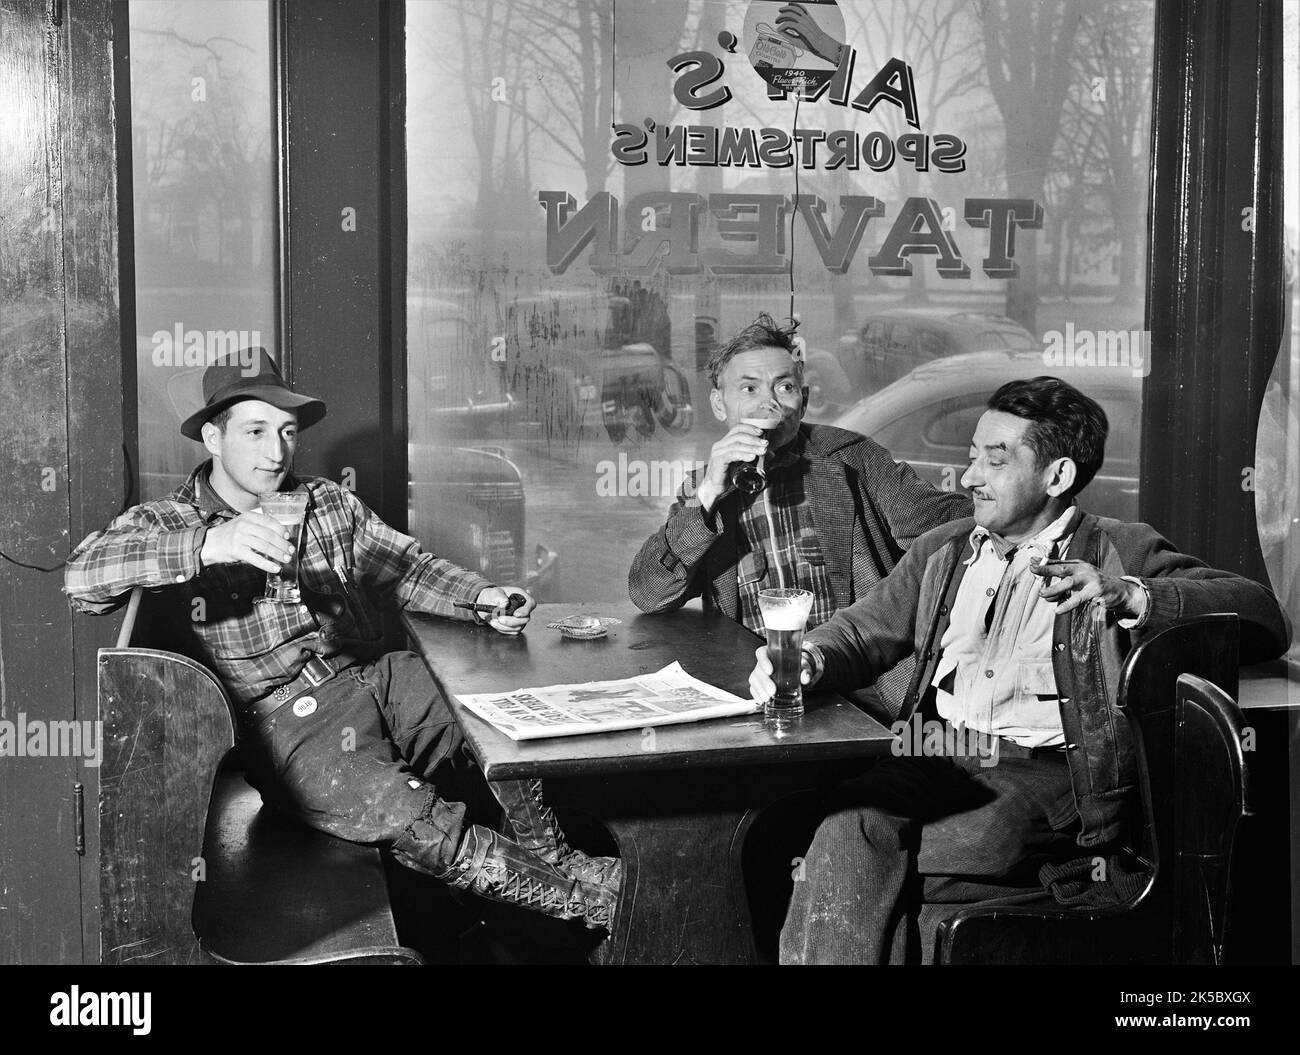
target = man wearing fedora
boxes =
[65,348,619,930]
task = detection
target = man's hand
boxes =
[1031,559,1145,620]
[695,423,770,512]
[475,586,535,636]
[200,512,295,574]
[749,644,820,705]
[774,3,845,65]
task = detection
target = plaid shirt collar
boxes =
[177,461,308,523]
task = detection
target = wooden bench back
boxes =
[98,588,236,964]
[98,587,423,965]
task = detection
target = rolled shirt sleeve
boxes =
[64,508,209,614]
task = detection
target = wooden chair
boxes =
[935,613,1247,965]
[98,587,423,964]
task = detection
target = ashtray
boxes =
[546,615,622,640]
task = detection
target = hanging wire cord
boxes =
[788,92,801,324]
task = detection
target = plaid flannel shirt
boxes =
[735,438,837,634]
[64,462,492,706]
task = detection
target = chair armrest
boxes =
[114,586,145,648]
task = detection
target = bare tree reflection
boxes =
[981,0,1090,331]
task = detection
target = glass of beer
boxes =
[256,491,308,605]
[733,416,781,495]
[757,587,815,723]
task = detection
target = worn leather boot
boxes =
[435,823,616,930]
[490,778,623,890]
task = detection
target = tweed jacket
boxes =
[628,423,972,716]
[806,509,1292,847]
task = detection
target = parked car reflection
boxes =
[409,295,514,437]
[831,350,1142,521]
[805,309,1038,416]
[407,294,558,596]
[407,442,557,598]
[502,285,694,444]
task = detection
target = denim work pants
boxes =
[780,740,1079,964]
[241,651,480,875]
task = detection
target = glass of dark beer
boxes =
[732,416,781,495]
[757,587,814,724]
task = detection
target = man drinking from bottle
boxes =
[628,312,970,720]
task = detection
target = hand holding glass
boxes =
[733,416,781,495]
[256,491,308,604]
[757,588,814,723]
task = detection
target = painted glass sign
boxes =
[407,0,1156,602]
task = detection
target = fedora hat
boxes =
[180,347,327,441]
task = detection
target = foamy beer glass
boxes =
[757,587,815,722]
[257,491,308,604]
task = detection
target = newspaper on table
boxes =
[455,661,758,741]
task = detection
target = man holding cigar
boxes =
[629,312,970,719]
[750,375,1291,963]
[65,348,619,930]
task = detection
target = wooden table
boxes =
[404,600,895,965]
